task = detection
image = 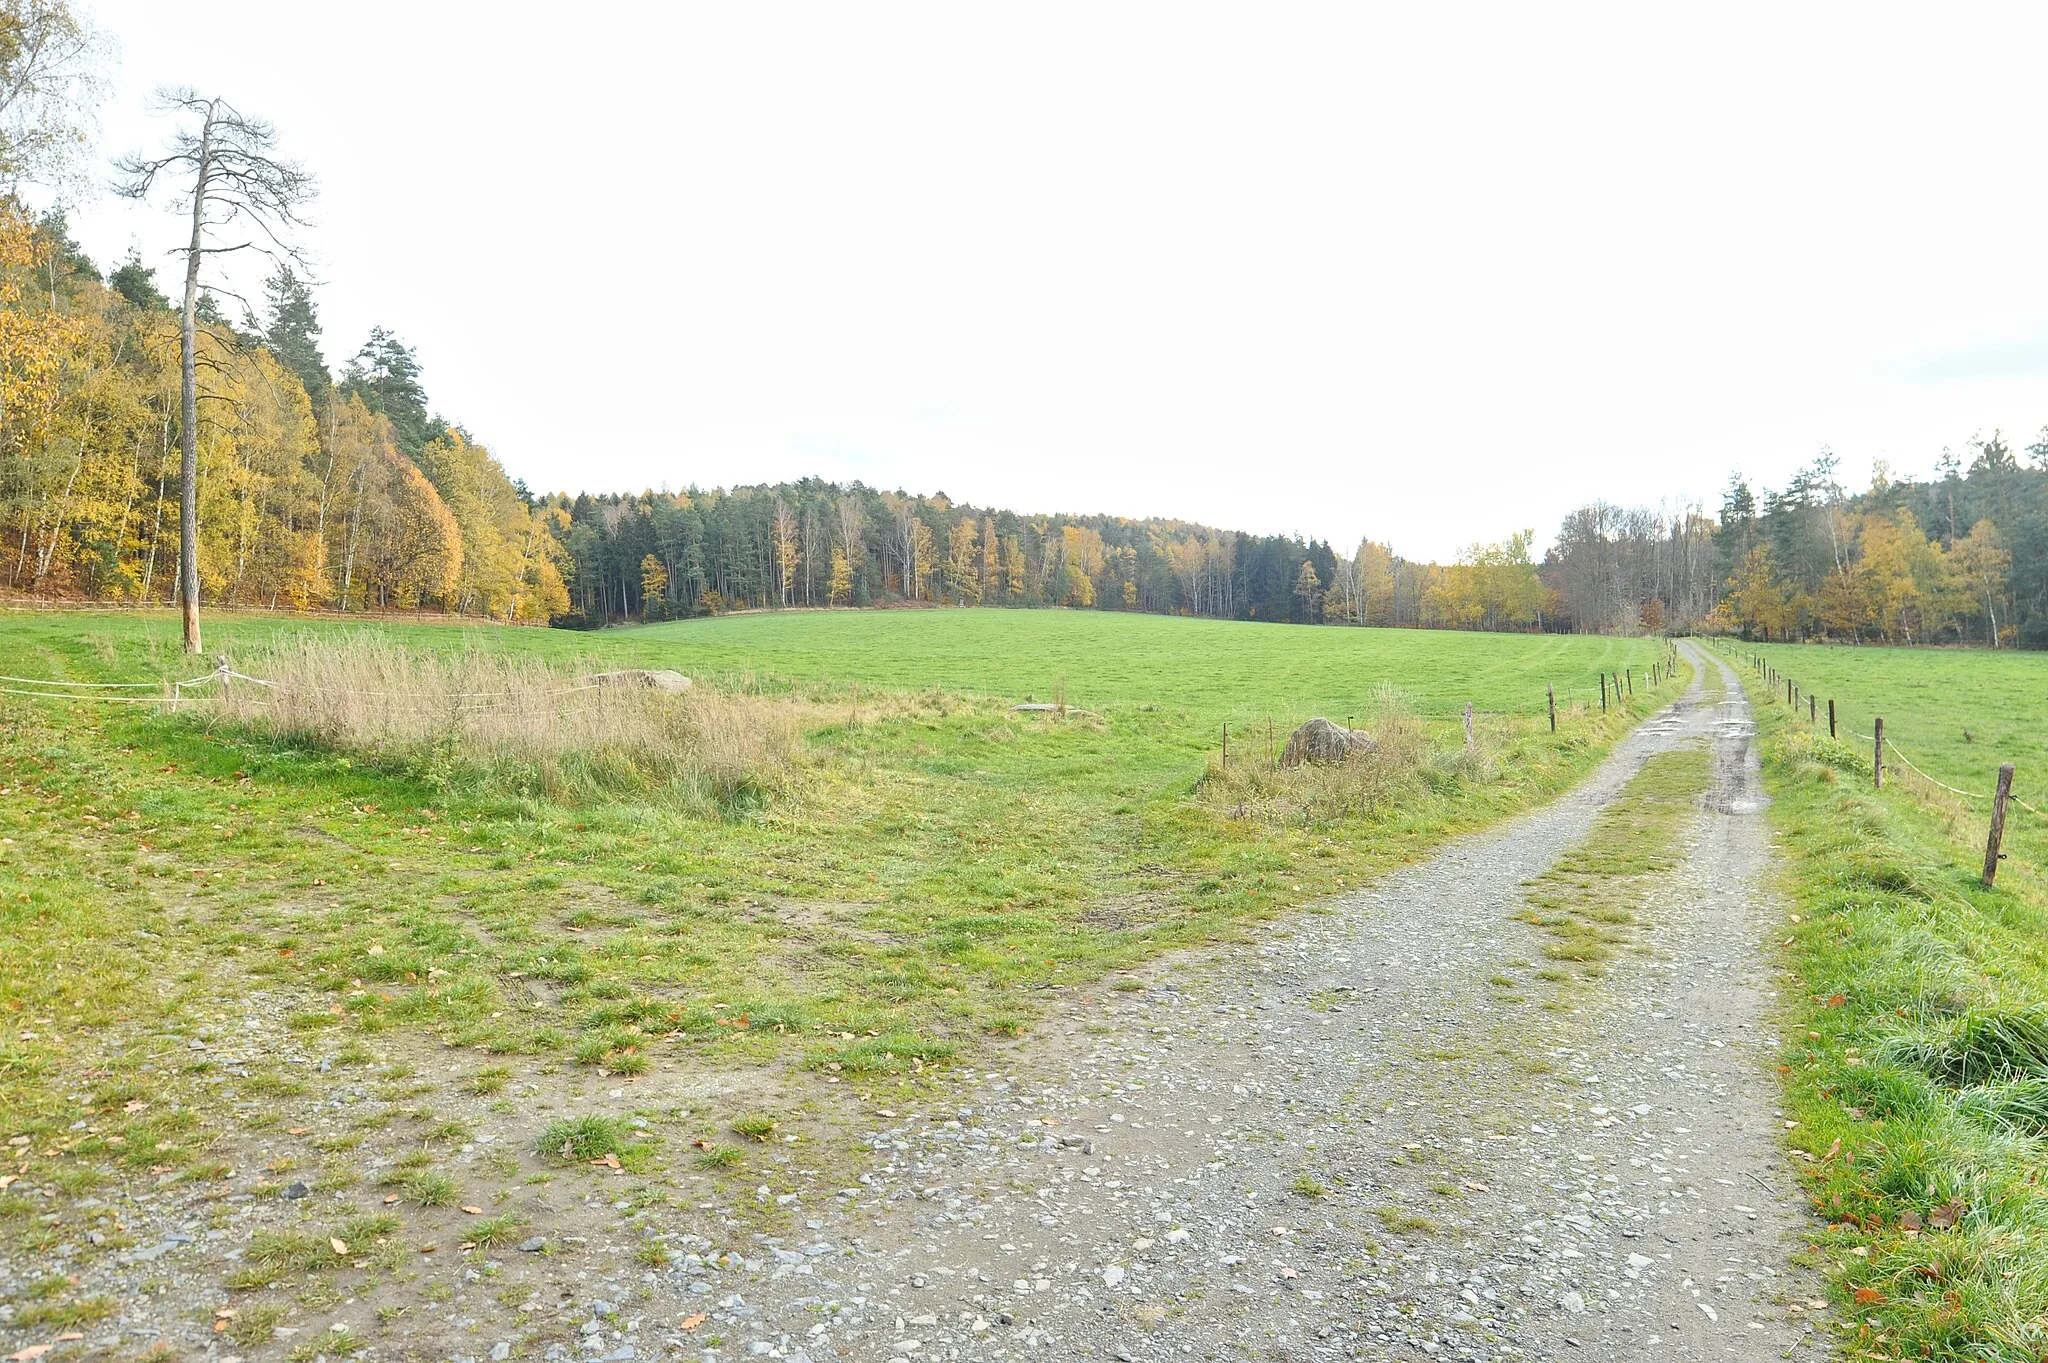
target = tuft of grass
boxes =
[694,1144,743,1170]
[1288,1175,1326,1198]
[226,1302,288,1347]
[536,1115,632,1163]
[464,1065,513,1096]
[402,1170,459,1207]
[1373,1206,1436,1236]
[731,1112,779,1142]
[469,1213,522,1247]
[1877,1007,2048,1088]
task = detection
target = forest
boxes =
[2,197,2043,646]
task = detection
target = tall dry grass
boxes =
[207,635,800,808]
[1198,683,1499,827]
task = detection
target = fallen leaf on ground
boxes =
[11,1346,52,1361]
[1853,1287,1884,1305]
[330,1237,348,1254]
[418,1244,437,1254]
[461,1205,483,1215]
[383,1194,400,1204]
[680,1314,706,1331]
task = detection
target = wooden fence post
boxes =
[1600,673,1607,712]
[1548,684,1557,732]
[1809,694,1816,724]
[1828,698,1836,738]
[1464,700,1474,748]
[1874,717,1884,789]
[1983,763,2015,887]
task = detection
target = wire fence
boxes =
[0,662,612,710]
[1712,638,2046,833]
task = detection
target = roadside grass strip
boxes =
[1751,673,2048,1359]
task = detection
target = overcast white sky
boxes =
[54,2,2048,560]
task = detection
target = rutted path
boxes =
[688,642,1828,1362]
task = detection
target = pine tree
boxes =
[262,267,328,407]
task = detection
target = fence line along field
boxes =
[1736,638,2048,870]
[0,608,1682,1350]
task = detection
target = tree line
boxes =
[0,2,2043,646]
[8,200,2044,648]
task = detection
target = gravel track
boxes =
[702,642,1830,1362]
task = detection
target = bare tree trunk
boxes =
[141,425,170,600]
[33,404,93,586]
[178,103,215,652]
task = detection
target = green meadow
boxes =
[6,605,1659,727]
[0,609,1678,1130]
[1735,638,2048,869]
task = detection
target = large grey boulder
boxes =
[1279,717,1375,768]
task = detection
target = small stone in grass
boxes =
[519,1237,546,1253]
[281,1182,308,1200]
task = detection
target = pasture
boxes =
[1735,638,2048,867]
[0,608,1681,1341]
[0,609,1678,1100]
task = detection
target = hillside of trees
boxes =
[3,200,2043,646]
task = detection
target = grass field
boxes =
[0,608,1681,1342]
[5,606,1657,723]
[1729,637,2048,873]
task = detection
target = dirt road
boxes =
[687,641,1830,1362]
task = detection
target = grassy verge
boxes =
[1745,661,2048,1359]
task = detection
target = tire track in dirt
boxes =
[704,642,1830,1362]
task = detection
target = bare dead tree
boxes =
[112,91,315,652]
